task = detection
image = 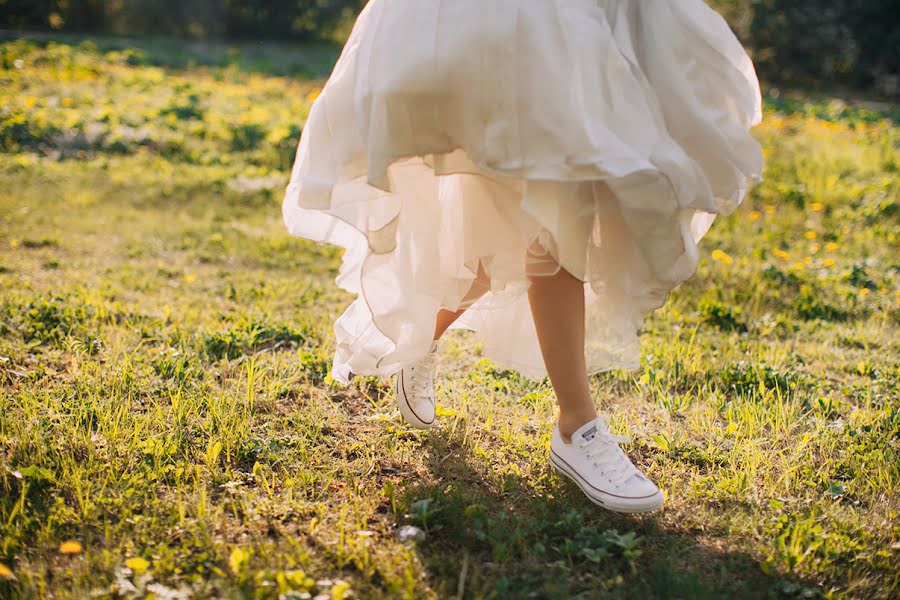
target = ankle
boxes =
[557,409,598,443]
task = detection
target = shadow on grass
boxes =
[394,421,821,600]
[0,29,342,79]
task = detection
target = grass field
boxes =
[0,36,898,599]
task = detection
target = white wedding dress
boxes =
[282,0,764,383]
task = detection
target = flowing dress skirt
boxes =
[282,0,764,383]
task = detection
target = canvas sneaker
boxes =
[395,340,439,429]
[549,415,664,513]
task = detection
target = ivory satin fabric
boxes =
[282,0,764,383]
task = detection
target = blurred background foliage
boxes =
[0,0,898,96]
[0,1,366,42]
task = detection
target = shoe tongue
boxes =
[576,417,602,442]
[581,424,598,441]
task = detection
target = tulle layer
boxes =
[282,0,763,383]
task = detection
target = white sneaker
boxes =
[549,415,664,513]
[395,340,439,429]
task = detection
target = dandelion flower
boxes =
[764,205,776,214]
[803,256,812,265]
[822,258,835,267]
[435,404,458,417]
[791,261,806,270]
[773,249,790,260]
[60,540,82,555]
[858,288,870,297]
[809,202,824,211]
[61,97,74,107]
[804,231,817,240]
[125,557,150,575]
[0,563,13,579]
[825,242,839,252]
[750,210,761,221]
[711,249,734,265]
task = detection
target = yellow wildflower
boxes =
[750,210,761,221]
[0,563,13,579]
[858,288,870,297]
[824,242,839,252]
[61,97,74,107]
[773,249,790,260]
[791,261,806,270]
[803,256,812,265]
[764,205,776,214]
[809,202,824,211]
[711,249,734,265]
[125,557,150,574]
[804,231,817,240]
[332,581,352,600]
[822,258,835,267]
[435,404,458,417]
[306,88,321,103]
[60,540,82,555]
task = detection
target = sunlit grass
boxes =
[0,36,898,599]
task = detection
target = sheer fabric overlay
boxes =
[282,0,764,383]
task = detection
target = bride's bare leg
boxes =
[433,261,490,340]
[526,241,597,443]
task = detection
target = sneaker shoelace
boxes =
[406,349,437,402]
[578,426,636,488]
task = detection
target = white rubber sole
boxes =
[549,449,664,514]
[394,369,435,429]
